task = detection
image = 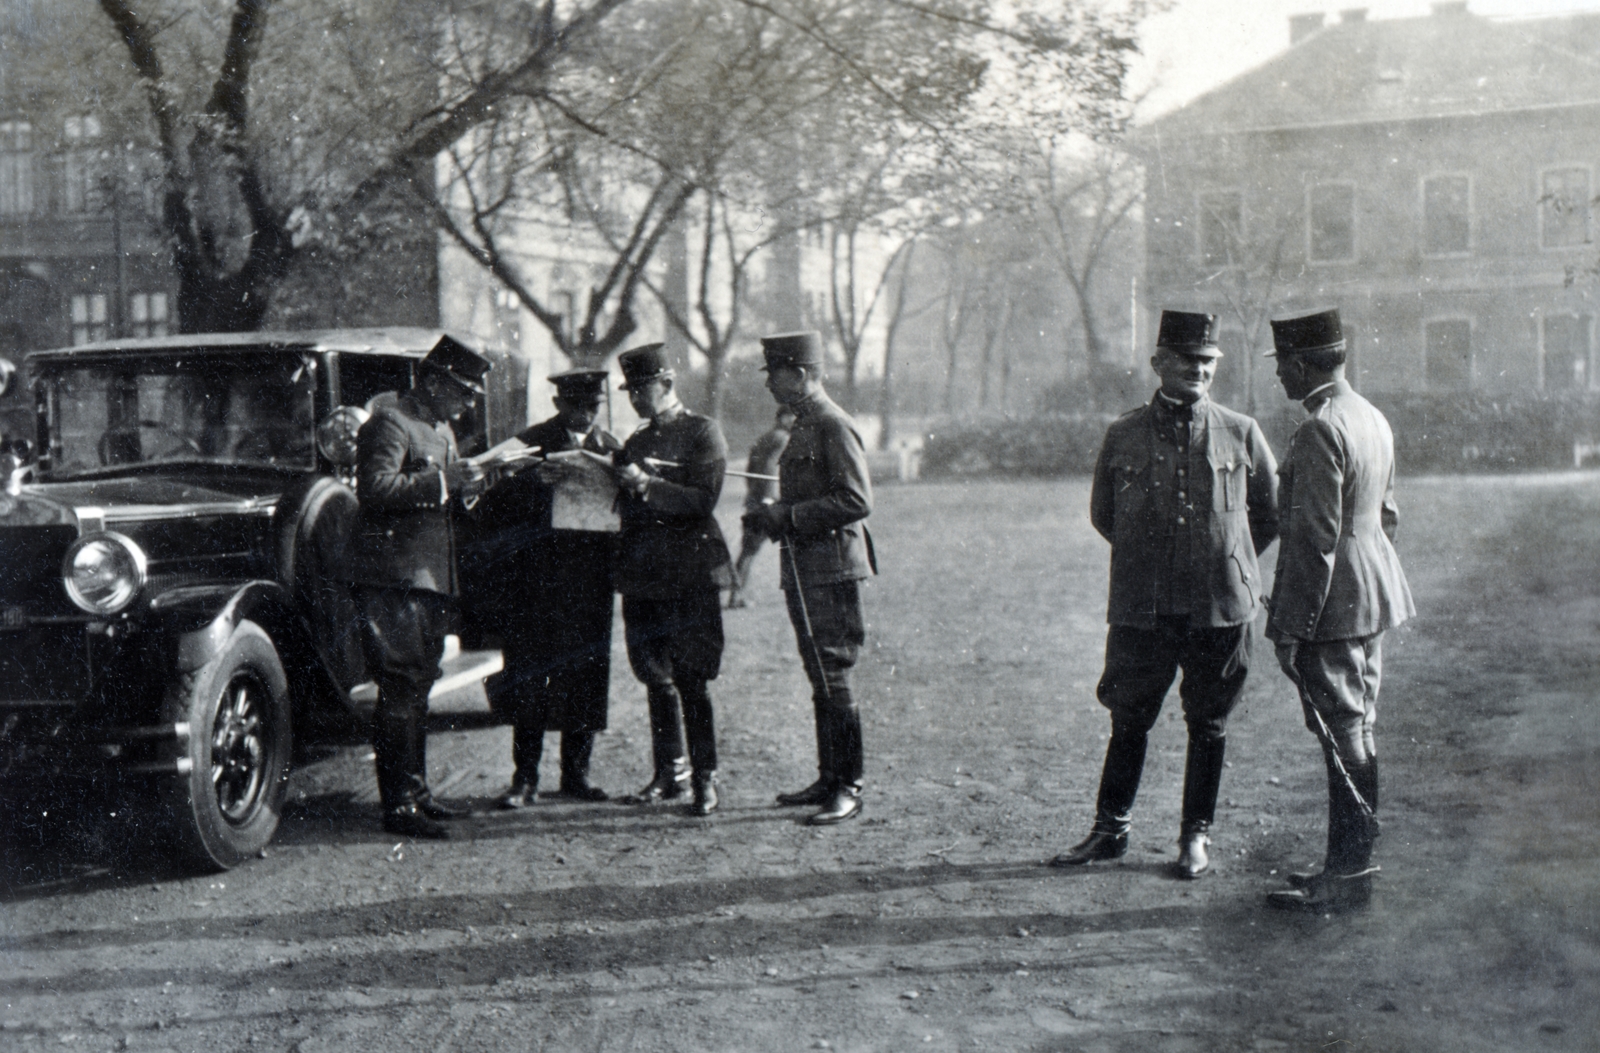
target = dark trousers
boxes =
[1091,617,1251,836]
[355,586,455,809]
[508,727,597,790]
[784,579,866,787]
[1291,633,1384,874]
[622,591,723,774]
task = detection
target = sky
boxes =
[1131,0,1600,119]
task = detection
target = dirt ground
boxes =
[3,473,1599,1053]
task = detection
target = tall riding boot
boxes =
[777,695,837,806]
[1052,725,1145,867]
[409,706,467,821]
[1179,733,1227,834]
[831,689,864,788]
[374,684,449,839]
[625,684,691,804]
[1323,748,1358,875]
[678,679,719,778]
[1345,756,1380,871]
[1177,733,1226,879]
[558,730,608,801]
[1094,723,1148,835]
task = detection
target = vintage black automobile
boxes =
[0,328,524,870]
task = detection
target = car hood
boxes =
[3,475,281,530]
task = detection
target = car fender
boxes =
[151,580,301,673]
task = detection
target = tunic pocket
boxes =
[1209,450,1246,512]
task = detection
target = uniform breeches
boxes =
[1292,633,1384,872]
[355,586,455,808]
[623,591,723,773]
[785,580,866,785]
[1091,619,1251,834]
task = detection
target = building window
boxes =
[71,293,109,346]
[1308,183,1355,262]
[1543,314,1591,391]
[555,290,577,346]
[0,119,34,216]
[1425,319,1472,390]
[1422,174,1470,256]
[62,114,105,214]
[128,292,169,338]
[1540,167,1590,249]
[1197,190,1242,268]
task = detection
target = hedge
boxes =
[922,393,1600,478]
[921,414,1117,477]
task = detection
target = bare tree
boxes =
[88,0,638,333]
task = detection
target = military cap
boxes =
[1155,310,1222,358]
[760,331,826,371]
[1268,308,1346,357]
[617,343,673,390]
[549,368,610,404]
[420,335,492,394]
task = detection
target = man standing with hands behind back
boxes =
[1052,310,1278,878]
[748,331,875,826]
[1264,308,1414,913]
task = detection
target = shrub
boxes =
[921,414,1117,477]
[1362,392,1600,473]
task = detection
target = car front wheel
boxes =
[160,620,292,871]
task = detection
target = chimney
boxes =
[1340,8,1368,22]
[1431,2,1468,15]
[1290,12,1325,44]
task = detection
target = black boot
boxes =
[776,778,835,806]
[808,781,862,825]
[690,770,719,816]
[623,756,690,804]
[374,683,451,839]
[1052,725,1143,866]
[1176,734,1226,879]
[556,731,608,801]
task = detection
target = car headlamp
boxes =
[62,531,148,616]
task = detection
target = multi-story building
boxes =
[1140,2,1600,411]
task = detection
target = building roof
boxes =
[1145,9,1600,137]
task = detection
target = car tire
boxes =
[160,620,292,871]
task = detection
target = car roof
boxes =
[27,327,491,364]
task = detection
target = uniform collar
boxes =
[1301,381,1339,409]
[1153,391,1207,420]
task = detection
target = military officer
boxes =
[747,331,876,826]
[1052,310,1279,878]
[471,369,623,808]
[348,337,491,840]
[612,343,735,816]
[1263,308,1415,913]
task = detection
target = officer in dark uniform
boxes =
[727,404,797,609]
[348,337,492,840]
[1051,311,1278,877]
[612,343,735,816]
[746,331,876,826]
[470,369,623,808]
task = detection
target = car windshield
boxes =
[39,352,318,477]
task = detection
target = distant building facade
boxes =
[1140,3,1600,410]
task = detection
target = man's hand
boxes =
[445,459,486,499]
[615,461,650,496]
[1275,638,1301,682]
[743,502,790,540]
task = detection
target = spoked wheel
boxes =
[160,620,292,871]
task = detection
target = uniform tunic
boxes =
[775,390,875,787]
